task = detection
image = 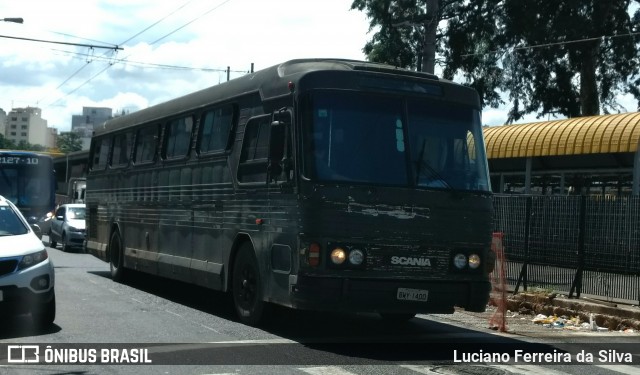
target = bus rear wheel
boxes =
[109,231,126,282]
[232,243,264,326]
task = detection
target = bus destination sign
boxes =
[0,156,40,165]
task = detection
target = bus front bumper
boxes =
[289,275,491,314]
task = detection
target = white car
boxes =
[0,195,56,327]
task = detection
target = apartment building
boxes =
[0,108,6,136]
[4,107,56,148]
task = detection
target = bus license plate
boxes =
[397,288,428,302]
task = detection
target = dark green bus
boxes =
[86,59,493,325]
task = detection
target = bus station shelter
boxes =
[484,112,640,196]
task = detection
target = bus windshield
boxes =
[302,90,491,192]
[0,157,55,211]
[0,167,52,206]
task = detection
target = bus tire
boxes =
[232,243,264,326]
[380,313,416,323]
[109,230,126,282]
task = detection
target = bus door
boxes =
[266,110,295,302]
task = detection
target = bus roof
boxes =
[0,150,56,159]
[94,58,469,136]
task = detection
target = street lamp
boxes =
[1,18,24,24]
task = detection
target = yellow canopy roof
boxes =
[483,112,640,159]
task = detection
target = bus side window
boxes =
[163,116,193,159]
[111,132,134,167]
[91,137,111,171]
[198,104,235,154]
[237,116,270,184]
[134,125,159,164]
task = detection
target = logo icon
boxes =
[7,345,40,363]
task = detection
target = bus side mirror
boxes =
[269,120,292,183]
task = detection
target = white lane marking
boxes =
[593,365,640,375]
[206,339,296,344]
[298,367,360,375]
[108,288,120,295]
[200,324,220,334]
[164,309,182,317]
[130,298,145,304]
[399,364,440,374]
[491,363,569,375]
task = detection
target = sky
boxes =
[1,0,637,132]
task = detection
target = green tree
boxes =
[352,0,640,122]
[351,0,446,73]
[57,132,83,153]
[15,140,30,150]
[0,134,17,149]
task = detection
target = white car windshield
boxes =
[0,206,28,236]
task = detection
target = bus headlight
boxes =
[453,253,467,269]
[468,254,481,269]
[348,249,364,265]
[330,248,347,265]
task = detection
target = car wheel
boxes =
[109,230,126,282]
[48,229,57,249]
[379,313,416,323]
[32,291,56,328]
[232,242,265,326]
[61,233,69,252]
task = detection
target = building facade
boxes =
[0,108,6,136]
[71,107,113,150]
[4,107,55,148]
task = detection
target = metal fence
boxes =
[493,195,640,305]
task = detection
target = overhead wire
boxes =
[50,48,248,73]
[148,0,233,45]
[46,0,236,108]
[46,0,197,107]
[460,31,640,58]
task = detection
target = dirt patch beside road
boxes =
[488,293,640,333]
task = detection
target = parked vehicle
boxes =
[0,195,56,326]
[48,204,86,252]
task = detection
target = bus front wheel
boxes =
[232,243,264,326]
[109,231,126,282]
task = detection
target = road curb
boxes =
[504,293,640,331]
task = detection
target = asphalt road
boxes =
[0,238,638,375]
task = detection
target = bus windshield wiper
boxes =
[414,139,455,192]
